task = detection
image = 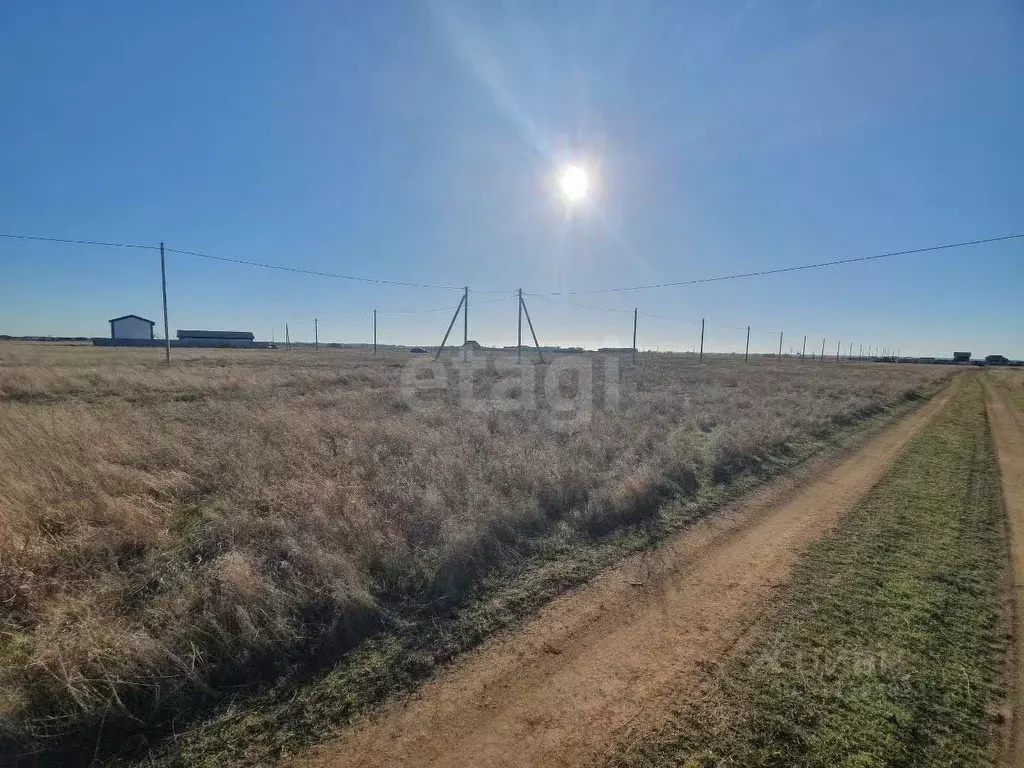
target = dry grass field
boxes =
[0,343,953,752]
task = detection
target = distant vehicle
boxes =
[409,347,428,353]
[985,354,1009,365]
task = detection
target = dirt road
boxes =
[983,378,1024,767]
[300,389,953,768]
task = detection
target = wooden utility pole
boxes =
[160,242,170,364]
[285,323,291,350]
[836,341,840,362]
[699,318,705,363]
[521,295,544,364]
[745,325,750,363]
[820,337,826,360]
[517,289,523,363]
[373,309,377,355]
[801,334,807,360]
[314,318,319,351]
[848,341,853,361]
[632,308,638,365]
[462,286,469,362]
[434,294,466,361]
[778,331,783,361]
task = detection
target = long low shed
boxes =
[177,330,256,348]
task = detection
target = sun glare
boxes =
[558,164,590,202]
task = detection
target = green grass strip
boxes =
[612,374,1010,768]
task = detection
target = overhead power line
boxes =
[165,246,464,291]
[0,232,160,251]
[530,232,1024,295]
[2,230,1021,295]
[379,292,517,314]
[0,232,463,291]
[531,295,635,313]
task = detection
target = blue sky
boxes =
[1,0,1021,357]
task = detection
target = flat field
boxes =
[0,343,953,754]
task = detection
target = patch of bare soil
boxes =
[299,388,953,768]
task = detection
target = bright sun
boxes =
[558,165,589,202]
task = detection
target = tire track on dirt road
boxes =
[298,385,956,768]
[983,378,1024,767]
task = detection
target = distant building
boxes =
[110,314,155,340]
[177,330,255,348]
[985,354,1009,365]
[953,352,971,362]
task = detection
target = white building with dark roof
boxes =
[110,314,155,340]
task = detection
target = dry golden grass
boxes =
[0,343,953,746]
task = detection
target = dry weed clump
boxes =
[0,343,952,746]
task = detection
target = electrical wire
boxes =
[3,230,1021,296]
[0,233,161,251]
[638,311,701,325]
[165,247,463,290]
[0,232,464,291]
[529,294,635,313]
[379,292,517,315]
[529,232,1024,295]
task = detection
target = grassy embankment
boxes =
[611,373,1010,768]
